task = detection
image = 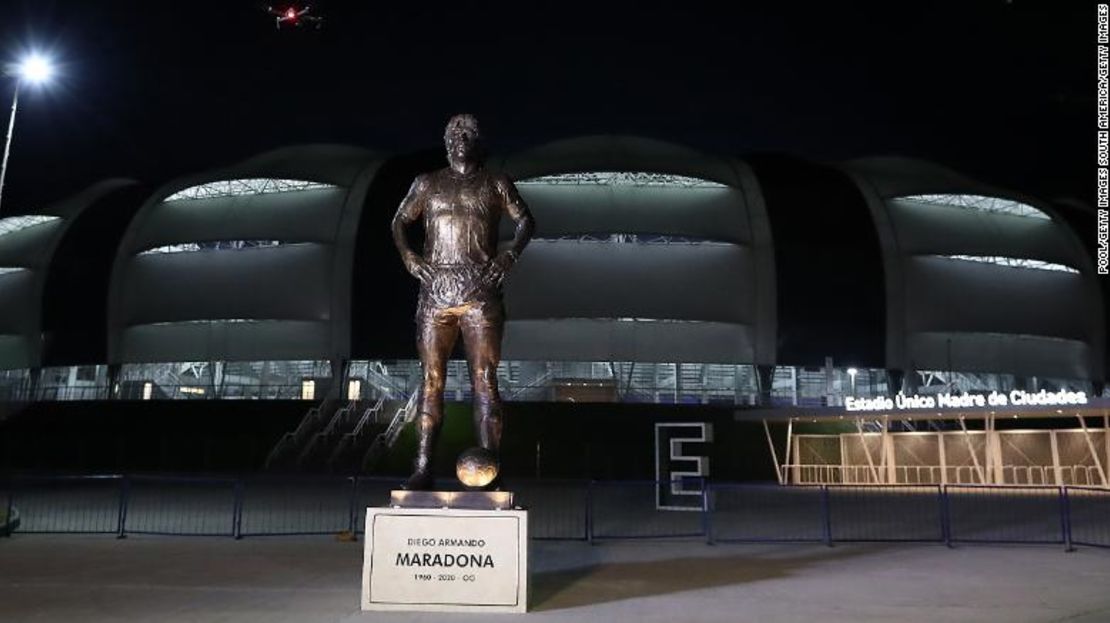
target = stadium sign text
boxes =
[845,389,1089,413]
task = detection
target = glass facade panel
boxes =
[898,194,1050,220]
[163,179,335,202]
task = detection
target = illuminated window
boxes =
[164,179,336,202]
[146,319,262,326]
[139,240,286,255]
[532,234,728,246]
[939,255,1079,274]
[899,194,1050,220]
[518,172,726,188]
[142,382,153,400]
[612,318,702,323]
[301,379,316,400]
[0,215,60,237]
[347,379,362,401]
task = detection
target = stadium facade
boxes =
[0,137,1106,482]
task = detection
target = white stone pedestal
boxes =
[361,506,529,613]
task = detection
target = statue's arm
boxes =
[392,174,432,283]
[497,174,535,262]
[484,174,534,286]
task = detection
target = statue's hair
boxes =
[444,114,481,139]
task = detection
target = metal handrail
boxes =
[350,397,386,438]
[782,463,1110,488]
[4,474,1110,549]
[384,391,420,447]
[321,403,356,436]
[507,370,555,400]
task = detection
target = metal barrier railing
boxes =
[783,464,1107,487]
[1066,486,1110,548]
[7,475,123,534]
[238,475,357,537]
[826,485,945,543]
[945,485,1069,545]
[588,480,707,541]
[709,483,827,544]
[123,475,238,537]
[2,475,1108,550]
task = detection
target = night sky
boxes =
[0,1,1095,212]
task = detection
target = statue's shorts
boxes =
[417,297,504,333]
[415,263,504,363]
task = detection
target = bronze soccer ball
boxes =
[456,446,498,489]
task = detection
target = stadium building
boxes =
[0,137,1106,484]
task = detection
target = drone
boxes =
[265,4,323,29]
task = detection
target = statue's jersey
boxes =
[421,168,502,267]
[393,167,530,311]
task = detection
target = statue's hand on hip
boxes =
[403,252,433,284]
[482,251,516,288]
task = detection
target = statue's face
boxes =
[445,116,480,163]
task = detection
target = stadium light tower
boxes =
[0,53,56,214]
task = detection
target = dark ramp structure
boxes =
[747,155,885,370]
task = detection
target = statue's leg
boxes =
[461,300,505,455]
[404,306,459,490]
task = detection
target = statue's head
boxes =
[444,114,482,165]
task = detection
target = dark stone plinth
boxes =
[389,490,514,510]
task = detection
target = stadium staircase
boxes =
[324,397,396,473]
[364,361,409,399]
[360,391,420,473]
[623,363,659,402]
[263,397,346,470]
[294,398,373,470]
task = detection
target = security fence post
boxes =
[347,476,359,539]
[3,476,13,538]
[702,479,714,545]
[232,478,244,539]
[820,485,833,547]
[940,484,953,548]
[585,480,594,545]
[116,475,130,539]
[1059,486,1074,552]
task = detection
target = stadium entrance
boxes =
[753,398,1110,488]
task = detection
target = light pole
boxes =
[0,54,55,214]
[847,367,858,397]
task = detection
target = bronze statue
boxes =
[391,114,535,490]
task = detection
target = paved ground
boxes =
[2,536,1109,622]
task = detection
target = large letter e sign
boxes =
[654,422,713,511]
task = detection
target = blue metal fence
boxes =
[1063,486,1110,549]
[589,480,707,540]
[238,476,355,537]
[945,485,1068,546]
[8,475,121,534]
[123,475,238,537]
[709,483,826,544]
[828,485,944,543]
[2,475,1108,550]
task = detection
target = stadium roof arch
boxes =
[492,135,776,365]
[107,145,384,365]
[843,156,1104,383]
[0,179,146,370]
